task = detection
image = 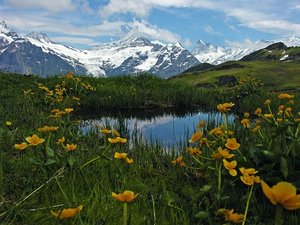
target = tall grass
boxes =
[0,72,300,224]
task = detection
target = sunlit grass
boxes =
[0,72,300,224]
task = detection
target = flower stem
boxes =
[242,184,254,225]
[217,161,222,194]
[123,202,128,225]
[274,205,283,225]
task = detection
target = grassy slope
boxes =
[170,61,300,90]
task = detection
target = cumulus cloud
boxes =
[100,0,300,37]
[0,9,126,37]
[125,20,180,43]
[7,0,76,12]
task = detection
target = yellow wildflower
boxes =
[72,96,80,101]
[223,159,237,176]
[186,147,202,155]
[112,129,120,137]
[254,107,262,115]
[50,205,83,220]
[217,147,234,159]
[278,93,294,100]
[64,108,74,113]
[114,152,127,159]
[66,143,77,151]
[261,180,300,210]
[14,142,28,150]
[5,121,12,126]
[108,137,127,144]
[25,134,45,146]
[37,125,59,132]
[112,190,139,203]
[209,127,223,135]
[100,128,111,134]
[278,105,285,111]
[189,130,202,143]
[217,208,244,224]
[125,158,134,164]
[240,118,250,128]
[217,102,234,112]
[277,118,283,123]
[57,137,65,144]
[285,107,292,117]
[51,109,60,113]
[225,138,240,150]
[171,156,186,167]
[239,167,260,186]
[252,125,261,133]
[264,114,273,118]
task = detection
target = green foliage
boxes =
[0,72,300,224]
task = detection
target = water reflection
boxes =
[80,108,235,147]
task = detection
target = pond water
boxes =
[80,108,235,147]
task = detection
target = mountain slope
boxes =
[241,42,300,62]
[0,21,199,78]
[170,44,300,91]
[191,37,300,66]
[191,40,254,65]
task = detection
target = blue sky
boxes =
[0,0,300,50]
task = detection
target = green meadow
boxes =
[171,61,300,91]
[0,71,300,225]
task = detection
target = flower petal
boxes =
[229,169,237,177]
[282,195,300,210]
[261,180,277,205]
[272,182,297,204]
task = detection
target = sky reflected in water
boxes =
[82,110,235,147]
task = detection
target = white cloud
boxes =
[182,38,192,48]
[7,0,76,12]
[0,10,127,37]
[294,4,300,11]
[126,20,180,43]
[100,0,217,18]
[204,25,222,36]
[51,36,99,46]
[100,0,300,37]
[225,39,270,50]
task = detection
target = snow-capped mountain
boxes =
[192,38,300,65]
[1,20,300,77]
[0,21,199,78]
[192,40,254,65]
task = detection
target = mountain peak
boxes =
[0,21,10,33]
[0,20,18,36]
[26,32,51,43]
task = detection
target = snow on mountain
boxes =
[192,40,253,65]
[0,21,19,47]
[192,38,300,65]
[0,21,199,77]
[1,20,300,78]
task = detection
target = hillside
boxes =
[171,43,300,90]
[241,42,300,62]
[170,60,300,90]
